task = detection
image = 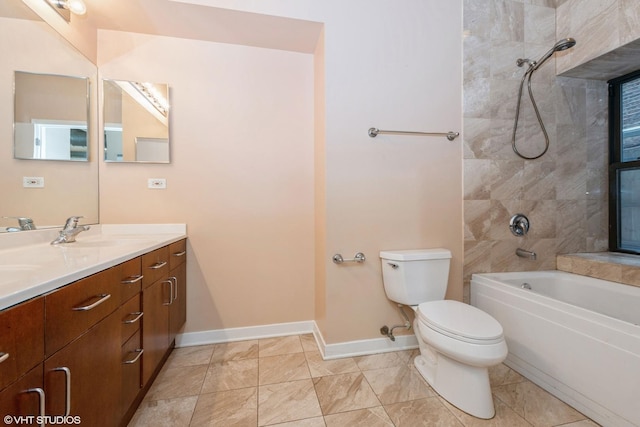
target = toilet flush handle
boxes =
[387,262,399,269]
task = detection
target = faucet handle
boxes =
[63,216,84,229]
[3,216,36,230]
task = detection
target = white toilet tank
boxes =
[379,248,452,306]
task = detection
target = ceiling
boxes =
[79,0,323,53]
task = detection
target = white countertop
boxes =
[0,224,187,311]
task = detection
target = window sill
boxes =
[557,252,640,288]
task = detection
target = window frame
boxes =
[608,68,640,254]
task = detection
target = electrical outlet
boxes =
[23,176,44,188]
[148,178,167,189]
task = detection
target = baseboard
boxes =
[176,320,418,360]
[175,320,315,347]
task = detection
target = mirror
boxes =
[14,71,90,161]
[0,1,98,232]
[103,79,170,163]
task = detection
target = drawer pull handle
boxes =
[123,312,144,324]
[121,275,144,284]
[123,349,144,364]
[148,261,167,270]
[72,293,111,311]
[162,280,174,305]
[172,250,186,257]
[52,367,71,416]
[169,276,178,301]
[25,387,45,427]
[0,352,9,363]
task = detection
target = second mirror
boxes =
[103,79,170,163]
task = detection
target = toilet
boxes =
[379,248,507,419]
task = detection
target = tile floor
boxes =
[128,334,599,426]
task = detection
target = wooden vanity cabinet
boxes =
[0,239,186,427]
[0,297,45,424]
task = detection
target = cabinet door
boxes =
[0,297,44,391]
[0,364,44,424]
[141,278,171,385]
[168,262,187,345]
[121,329,142,417]
[44,311,121,427]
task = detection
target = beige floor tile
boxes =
[384,396,464,427]
[267,417,326,426]
[145,365,208,401]
[313,372,380,415]
[190,388,257,426]
[165,345,215,369]
[362,365,435,404]
[210,340,259,363]
[128,396,198,427]
[300,333,319,352]
[259,353,311,385]
[258,379,322,426]
[259,336,304,357]
[305,350,360,377]
[201,359,258,393]
[354,352,403,371]
[489,363,526,388]
[559,421,600,427]
[492,380,586,427]
[324,406,394,427]
[395,348,420,365]
[438,394,532,427]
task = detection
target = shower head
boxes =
[531,38,576,71]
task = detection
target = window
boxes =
[609,69,640,253]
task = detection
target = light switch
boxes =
[23,176,44,188]
[148,178,167,189]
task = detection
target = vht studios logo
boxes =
[4,415,81,425]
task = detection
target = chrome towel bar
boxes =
[333,252,366,264]
[368,127,459,141]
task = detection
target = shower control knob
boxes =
[509,214,530,236]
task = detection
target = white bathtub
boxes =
[471,270,640,427]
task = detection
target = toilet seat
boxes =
[417,300,504,345]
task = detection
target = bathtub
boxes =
[471,270,640,427]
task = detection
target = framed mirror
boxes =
[0,1,98,232]
[14,71,90,161]
[103,79,170,163]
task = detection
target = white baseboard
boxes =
[175,320,315,347]
[176,320,418,360]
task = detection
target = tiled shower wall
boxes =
[462,0,609,300]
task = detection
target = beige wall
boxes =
[98,31,316,333]
[98,1,463,345]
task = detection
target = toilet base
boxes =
[414,351,495,419]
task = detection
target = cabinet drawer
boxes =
[120,294,142,346]
[118,257,143,304]
[0,364,44,419]
[169,239,187,271]
[141,246,169,288]
[0,297,44,391]
[45,268,120,356]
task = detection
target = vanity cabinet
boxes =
[0,297,45,424]
[141,240,187,386]
[0,238,187,427]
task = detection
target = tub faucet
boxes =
[51,216,90,245]
[516,248,537,260]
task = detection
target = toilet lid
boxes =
[417,300,504,343]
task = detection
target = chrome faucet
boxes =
[51,216,90,245]
[515,248,537,260]
[3,216,36,232]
